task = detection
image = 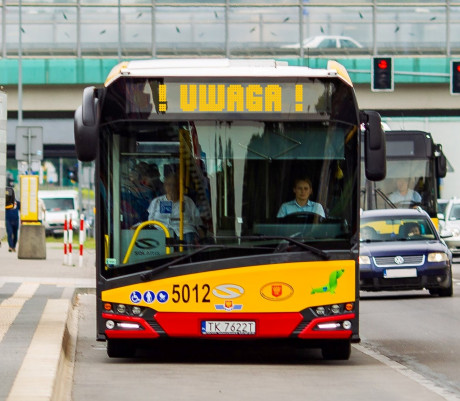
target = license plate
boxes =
[201,321,256,335]
[384,268,417,278]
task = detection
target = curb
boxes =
[52,288,96,401]
[5,288,96,401]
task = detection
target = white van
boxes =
[38,190,79,236]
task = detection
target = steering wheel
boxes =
[394,201,417,209]
[279,212,324,224]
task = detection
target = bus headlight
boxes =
[315,306,326,316]
[428,252,448,262]
[359,255,370,264]
[331,304,341,314]
[116,304,126,314]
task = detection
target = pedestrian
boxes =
[38,198,46,223]
[6,200,20,252]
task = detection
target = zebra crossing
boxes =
[0,282,73,400]
[0,244,95,401]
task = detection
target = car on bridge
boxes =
[283,35,363,50]
[359,208,453,297]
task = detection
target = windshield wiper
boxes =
[375,188,397,209]
[140,242,273,281]
[240,235,330,260]
[140,236,329,281]
[140,244,229,281]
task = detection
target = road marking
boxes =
[0,282,39,342]
[0,276,95,287]
[6,298,70,401]
[354,343,460,401]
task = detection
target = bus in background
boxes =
[74,59,385,360]
[361,130,447,227]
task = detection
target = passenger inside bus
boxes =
[388,178,422,207]
[147,172,203,246]
[120,162,155,228]
[276,177,325,219]
[140,162,164,198]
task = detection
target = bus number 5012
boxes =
[172,284,211,303]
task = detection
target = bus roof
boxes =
[105,58,350,87]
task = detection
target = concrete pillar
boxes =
[18,224,46,260]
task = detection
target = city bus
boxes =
[74,59,385,360]
[361,130,447,227]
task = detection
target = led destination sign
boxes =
[126,80,334,115]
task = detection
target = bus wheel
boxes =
[321,340,351,360]
[107,339,136,358]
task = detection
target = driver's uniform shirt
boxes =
[277,199,325,218]
[388,189,421,205]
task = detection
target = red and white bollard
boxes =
[63,214,68,265]
[79,214,85,267]
[63,214,73,266]
[68,217,73,266]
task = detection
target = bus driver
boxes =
[277,177,325,219]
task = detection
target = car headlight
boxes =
[359,255,371,264]
[427,252,448,262]
[452,228,460,237]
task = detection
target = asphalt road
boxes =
[2,241,459,401]
[70,264,460,401]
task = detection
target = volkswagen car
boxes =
[359,208,453,296]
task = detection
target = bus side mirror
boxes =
[361,110,386,182]
[435,144,447,178]
[5,187,15,209]
[74,86,99,162]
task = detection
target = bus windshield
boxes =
[101,118,358,270]
[360,131,442,218]
[365,158,432,208]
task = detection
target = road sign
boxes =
[15,126,43,161]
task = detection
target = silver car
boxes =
[440,198,460,255]
[283,35,363,50]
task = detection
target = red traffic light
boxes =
[451,60,460,94]
[372,57,393,91]
[377,59,388,70]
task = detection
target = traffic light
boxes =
[6,173,14,187]
[450,60,460,95]
[371,57,393,92]
[68,165,78,183]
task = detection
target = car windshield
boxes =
[448,204,460,220]
[42,198,75,211]
[360,216,436,242]
[341,39,359,48]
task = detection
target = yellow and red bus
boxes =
[74,59,385,360]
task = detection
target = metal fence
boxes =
[1,1,460,58]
